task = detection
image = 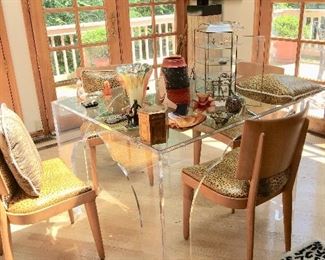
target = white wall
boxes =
[188,0,256,63]
[2,0,43,132]
[222,0,255,35]
[188,0,255,34]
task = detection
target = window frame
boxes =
[22,0,186,133]
[259,0,325,83]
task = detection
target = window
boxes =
[260,1,325,82]
[128,0,178,79]
[24,0,185,132]
[42,0,120,89]
[39,0,182,90]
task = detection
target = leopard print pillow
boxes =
[81,70,121,93]
[237,74,322,104]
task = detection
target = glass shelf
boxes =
[195,44,232,50]
[195,58,231,66]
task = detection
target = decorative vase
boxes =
[116,63,153,106]
[161,56,190,115]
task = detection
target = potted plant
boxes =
[81,28,109,67]
[272,15,299,63]
[272,15,311,63]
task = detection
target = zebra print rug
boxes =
[281,241,325,259]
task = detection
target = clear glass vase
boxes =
[116,63,153,106]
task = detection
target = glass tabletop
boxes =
[51,90,309,259]
[52,94,294,154]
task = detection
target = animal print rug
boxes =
[281,241,325,259]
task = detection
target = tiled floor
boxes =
[9,133,325,259]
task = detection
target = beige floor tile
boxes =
[7,133,325,259]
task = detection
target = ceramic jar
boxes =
[161,56,190,115]
[225,94,243,114]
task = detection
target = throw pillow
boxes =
[82,70,121,93]
[236,74,322,104]
[0,104,42,196]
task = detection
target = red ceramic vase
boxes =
[161,56,190,115]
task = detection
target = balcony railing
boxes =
[47,15,176,83]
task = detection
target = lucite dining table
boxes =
[51,92,299,259]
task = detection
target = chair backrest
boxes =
[237,62,284,78]
[236,106,309,180]
[78,65,121,93]
[0,157,10,196]
[76,65,117,78]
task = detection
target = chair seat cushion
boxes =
[7,158,91,214]
[220,125,243,140]
[182,148,289,198]
[237,74,322,104]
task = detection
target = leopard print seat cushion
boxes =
[220,125,242,140]
[7,158,91,214]
[182,148,289,198]
[82,70,121,93]
[237,74,322,105]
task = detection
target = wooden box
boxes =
[138,110,167,145]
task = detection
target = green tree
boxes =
[44,0,104,26]
[273,15,311,39]
[274,3,299,9]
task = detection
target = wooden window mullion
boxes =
[72,0,84,66]
[150,0,159,79]
[294,1,305,76]
[105,0,122,64]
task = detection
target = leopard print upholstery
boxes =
[7,158,91,214]
[0,151,20,209]
[237,74,322,105]
[220,125,242,140]
[82,70,121,93]
[183,148,289,198]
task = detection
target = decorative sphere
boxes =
[225,95,242,114]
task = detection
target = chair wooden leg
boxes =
[282,191,292,252]
[0,211,13,260]
[246,207,255,260]
[193,130,202,165]
[68,209,75,224]
[0,230,3,256]
[85,201,105,259]
[183,182,194,240]
[231,209,235,214]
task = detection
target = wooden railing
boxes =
[130,14,176,64]
[47,15,176,83]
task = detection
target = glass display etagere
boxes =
[193,23,238,99]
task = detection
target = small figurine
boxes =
[192,93,215,113]
[126,99,142,127]
[103,80,112,99]
[76,80,86,102]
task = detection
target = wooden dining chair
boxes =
[0,152,105,260]
[76,66,156,186]
[182,106,309,260]
[0,103,105,260]
[193,62,285,165]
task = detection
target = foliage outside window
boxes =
[273,15,311,39]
